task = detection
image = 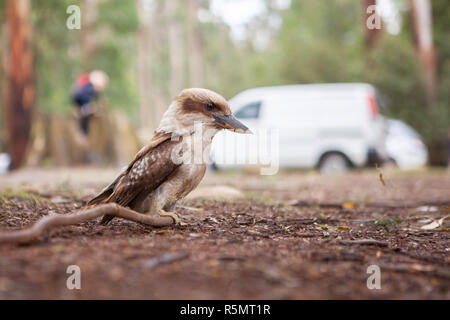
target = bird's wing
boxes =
[88,132,177,206]
[105,137,184,207]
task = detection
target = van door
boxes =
[264,97,317,167]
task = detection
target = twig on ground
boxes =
[338,239,389,247]
[290,200,450,209]
[143,251,189,269]
[379,263,450,279]
[0,203,175,245]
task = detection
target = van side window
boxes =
[234,101,261,119]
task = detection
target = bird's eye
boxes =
[206,102,215,111]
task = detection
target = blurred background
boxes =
[0,0,449,173]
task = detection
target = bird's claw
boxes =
[158,210,186,226]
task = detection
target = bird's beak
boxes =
[213,114,252,134]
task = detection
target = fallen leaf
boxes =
[430,277,440,286]
[379,173,386,186]
[178,205,203,211]
[410,263,434,272]
[204,217,219,224]
[189,233,202,238]
[376,164,386,186]
[417,206,438,213]
[155,230,173,234]
[50,196,70,204]
[421,215,449,230]
[342,202,355,209]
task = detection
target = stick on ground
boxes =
[338,239,389,247]
[0,203,175,245]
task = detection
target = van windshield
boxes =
[234,101,261,119]
[375,90,390,112]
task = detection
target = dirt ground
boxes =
[0,168,449,299]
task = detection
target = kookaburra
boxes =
[89,88,251,225]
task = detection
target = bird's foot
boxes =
[158,210,186,226]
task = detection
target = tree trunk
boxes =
[187,0,204,88]
[82,0,99,68]
[136,0,169,132]
[2,0,35,170]
[362,0,381,50]
[410,0,437,111]
[136,0,156,130]
[165,0,185,99]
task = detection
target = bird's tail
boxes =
[99,214,114,225]
[88,182,120,225]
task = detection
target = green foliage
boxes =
[32,0,139,117]
[375,216,402,232]
[0,188,49,205]
[275,0,364,83]
[32,0,82,114]
[94,0,139,116]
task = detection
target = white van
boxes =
[211,83,388,173]
[385,118,428,170]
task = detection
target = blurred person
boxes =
[70,70,109,135]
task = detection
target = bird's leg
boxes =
[158,209,186,226]
[138,185,187,226]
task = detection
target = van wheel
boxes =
[318,153,350,174]
[209,161,219,171]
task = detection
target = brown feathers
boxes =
[176,88,230,116]
[105,137,183,207]
[89,133,184,225]
[88,132,173,206]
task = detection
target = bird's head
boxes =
[157,88,252,136]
